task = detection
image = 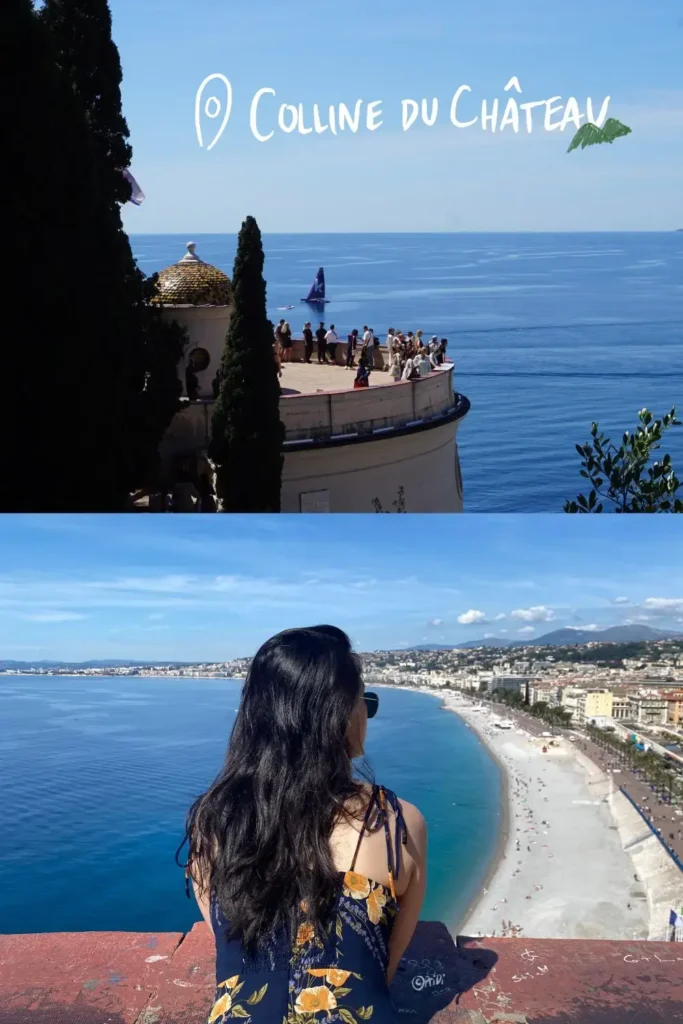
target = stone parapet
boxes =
[1,925,681,1023]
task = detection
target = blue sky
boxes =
[115,0,683,232]
[1,515,682,661]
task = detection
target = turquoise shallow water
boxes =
[0,677,499,934]
[132,231,683,512]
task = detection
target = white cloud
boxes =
[458,609,488,625]
[484,633,496,639]
[642,598,683,615]
[494,613,506,621]
[611,597,630,605]
[518,627,535,635]
[510,606,555,623]
[428,618,444,627]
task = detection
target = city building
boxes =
[663,691,683,726]
[627,694,668,727]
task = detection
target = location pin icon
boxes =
[195,74,233,151]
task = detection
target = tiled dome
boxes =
[153,243,232,305]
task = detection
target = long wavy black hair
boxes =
[178,625,373,951]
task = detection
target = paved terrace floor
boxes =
[279,361,453,396]
[2,923,682,1024]
[279,361,394,395]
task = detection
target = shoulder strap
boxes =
[378,787,408,899]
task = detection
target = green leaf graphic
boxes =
[567,119,632,153]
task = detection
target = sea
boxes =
[0,677,500,936]
[132,231,683,513]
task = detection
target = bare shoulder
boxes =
[396,797,427,838]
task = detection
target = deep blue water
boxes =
[132,232,683,513]
[0,677,500,935]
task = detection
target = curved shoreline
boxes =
[380,685,678,941]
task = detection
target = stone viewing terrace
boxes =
[2,924,682,1023]
[279,362,469,446]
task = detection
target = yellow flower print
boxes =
[366,885,387,925]
[218,975,240,990]
[306,968,351,986]
[343,871,371,899]
[325,969,351,987]
[208,992,232,1022]
[296,922,315,946]
[295,985,338,1013]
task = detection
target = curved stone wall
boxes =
[281,366,456,441]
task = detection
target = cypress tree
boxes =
[41,0,184,500]
[210,217,284,512]
[1,0,114,509]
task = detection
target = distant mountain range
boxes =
[411,624,683,651]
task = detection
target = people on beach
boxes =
[181,625,427,1023]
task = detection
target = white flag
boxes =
[121,168,146,206]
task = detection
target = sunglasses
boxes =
[363,691,379,719]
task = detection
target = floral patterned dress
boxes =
[207,785,408,1024]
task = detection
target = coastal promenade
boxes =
[385,688,683,943]
[2,923,682,1023]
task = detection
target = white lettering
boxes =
[587,96,611,127]
[339,100,363,133]
[481,98,499,132]
[250,87,275,143]
[367,100,384,131]
[278,104,298,134]
[519,100,545,133]
[544,96,564,131]
[402,99,419,131]
[450,85,477,127]
[500,97,520,133]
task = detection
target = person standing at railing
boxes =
[303,322,314,364]
[325,324,339,363]
[346,329,359,368]
[316,322,329,364]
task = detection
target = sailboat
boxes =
[301,267,329,305]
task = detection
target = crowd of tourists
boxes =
[273,320,450,387]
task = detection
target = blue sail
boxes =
[302,267,327,303]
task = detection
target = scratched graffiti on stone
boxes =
[624,952,683,963]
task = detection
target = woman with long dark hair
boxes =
[179,625,427,1023]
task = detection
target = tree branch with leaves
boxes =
[565,408,682,513]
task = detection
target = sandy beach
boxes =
[380,685,681,941]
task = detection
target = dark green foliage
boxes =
[565,407,682,513]
[2,0,120,508]
[41,0,132,202]
[485,689,572,728]
[33,0,184,503]
[586,724,683,805]
[210,217,284,511]
[567,117,632,153]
